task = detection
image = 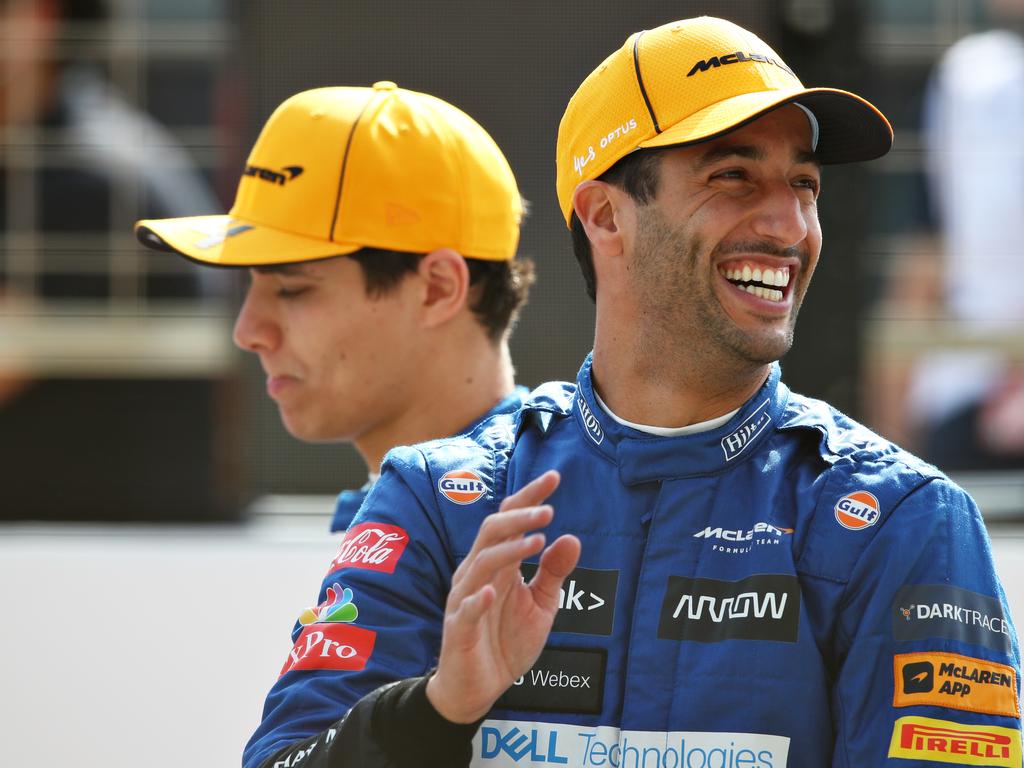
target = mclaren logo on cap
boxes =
[687,51,796,79]
[243,164,304,186]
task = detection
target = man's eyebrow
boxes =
[694,145,764,169]
[693,144,821,169]
[795,149,821,168]
[252,264,323,278]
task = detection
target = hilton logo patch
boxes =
[721,399,771,461]
[576,394,604,446]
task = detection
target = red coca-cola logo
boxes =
[279,622,377,676]
[327,522,409,575]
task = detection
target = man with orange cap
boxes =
[238,19,1021,768]
[133,82,548,763]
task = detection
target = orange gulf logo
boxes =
[438,469,488,505]
[834,490,881,530]
[894,652,1020,718]
[888,716,1022,766]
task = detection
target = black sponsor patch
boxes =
[657,574,800,643]
[903,661,934,694]
[893,585,1012,653]
[495,647,605,714]
[521,564,617,636]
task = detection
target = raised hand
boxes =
[425,470,581,724]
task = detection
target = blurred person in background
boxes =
[0,0,222,519]
[879,0,1024,470]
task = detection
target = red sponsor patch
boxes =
[327,522,409,575]
[279,622,376,676]
[438,469,487,505]
[834,490,881,530]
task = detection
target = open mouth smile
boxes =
[718,261,792,304]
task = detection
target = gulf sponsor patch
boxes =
[894,652,1019,718]
[888,716,1021,766]
[327,522,409,575]
[438,469,487,504]
[834,490,880,530]
[279,622,376,676]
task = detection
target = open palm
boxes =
[426,470,581,724]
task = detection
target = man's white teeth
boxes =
[743,285,783,301]
[721,264,790,302]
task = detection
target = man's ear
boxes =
[417,248,470,328]
[573,180,628,260]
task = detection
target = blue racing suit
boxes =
[246,358,1021,768]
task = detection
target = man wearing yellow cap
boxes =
[242,19,1021,768]
[136,81,532,528]
[133,82,544,762]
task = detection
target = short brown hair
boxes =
[571,149,664,301]
[348,248,535,343]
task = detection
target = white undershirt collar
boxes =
[593,390,740,437]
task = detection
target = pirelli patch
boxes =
[894,652,1020,718]
[888,716,1022,766]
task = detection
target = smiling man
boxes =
[233,19,1021,768]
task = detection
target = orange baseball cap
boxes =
[556,16,893,225]
[136,82,522,264]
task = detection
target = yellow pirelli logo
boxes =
[889,716,1022,766]
[894,652,1020,718]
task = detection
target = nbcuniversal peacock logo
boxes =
[279,583,377,676]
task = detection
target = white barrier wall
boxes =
[0,521,1021,767]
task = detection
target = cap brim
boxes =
[134,215,362,267]
[638,86,893,164]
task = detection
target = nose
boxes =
[749,181,811,249]
[232,278,280,354]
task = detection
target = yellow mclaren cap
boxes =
[556,16,893,225]
[136,82,523,264]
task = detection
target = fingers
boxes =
[460,504,553,567]
[448,584,495,636]
[528,534,582,609]
[498,470,560,512]
[450,531,546,604]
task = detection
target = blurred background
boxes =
[1,0,1022,765]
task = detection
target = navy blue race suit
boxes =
[247,358,1021,768]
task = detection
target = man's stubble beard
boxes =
[631,206,807,384]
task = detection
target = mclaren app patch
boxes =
[894,652,1020,718]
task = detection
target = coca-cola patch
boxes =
[327,522,409,576]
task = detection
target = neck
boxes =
[591,333,769,428]
[355,338,516,472]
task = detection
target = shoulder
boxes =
[375,381,577,549]
[779,392,978,581]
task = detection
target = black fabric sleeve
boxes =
[257,674,483,768]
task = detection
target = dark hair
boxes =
[570,149,664,301]
[347,247,535,344]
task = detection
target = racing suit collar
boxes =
[329,386,530,533]
[572,354,790,484]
